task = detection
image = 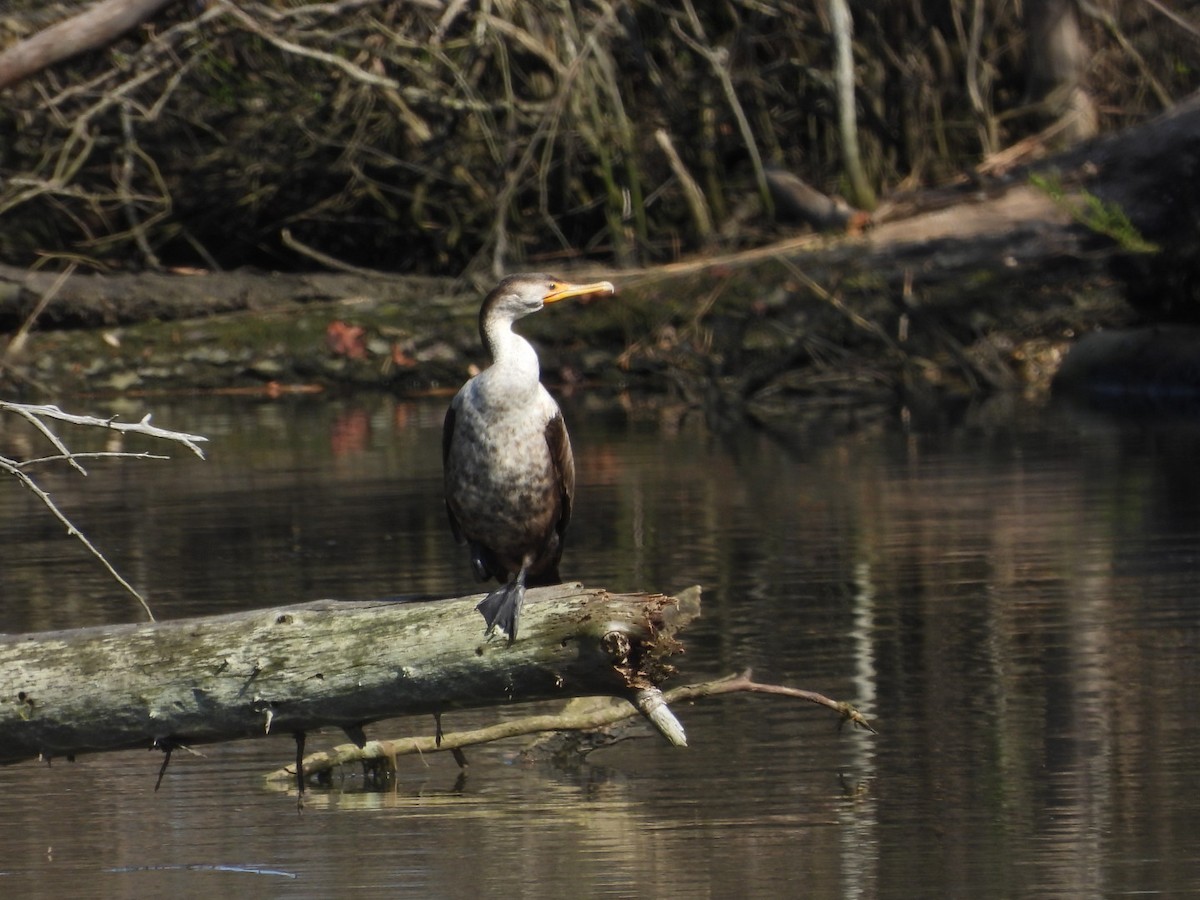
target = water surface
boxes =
[1,392,1198,898]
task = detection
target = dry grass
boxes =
[0,0,1195,275]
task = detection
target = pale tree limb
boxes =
[266,670,875,784]
[0,401,210,622]
[0,586,699,765]
[828,0,876,210]
[0,0,182,91]
[654,128,714,241]
[0,402,208,459]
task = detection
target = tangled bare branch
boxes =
[0,400,210,622]
[0,2,1194,274]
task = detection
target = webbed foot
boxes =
[475,579,525,641]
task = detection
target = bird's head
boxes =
[484,273,616,324]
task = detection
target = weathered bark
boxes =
[0,584,699,765]
[0,0,182,91]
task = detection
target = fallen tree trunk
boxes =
[0,262,453,331]
[0,584,699,766]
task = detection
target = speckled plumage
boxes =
[442,274,614,639]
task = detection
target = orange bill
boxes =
[542,280,616,304]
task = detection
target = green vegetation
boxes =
[1029,172,1160,254]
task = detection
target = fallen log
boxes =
[0,584,699,766]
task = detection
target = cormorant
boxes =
[443,273,615,640]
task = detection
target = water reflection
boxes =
[1,394,1199,896]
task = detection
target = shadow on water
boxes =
[1,391,1199,897]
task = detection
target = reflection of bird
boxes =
[443,274,615,640]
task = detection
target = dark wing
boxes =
[545,410,574,536]
[442,403,464,544]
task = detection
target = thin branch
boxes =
[265,671,874,783]
[673,1,773,219]
[0,453,156,622]
[0,401,212,622]
[280,227,386,276]
[3,264,77,361]
[15,451,170,468]
[6,397,90,476]
[0,0,182,90]
[0,402,209,459]
[216,0,399,91]
[479,5,618,276]
[1134,0,1200,43]
[654,127,714,241]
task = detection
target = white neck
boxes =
[480,319,540,401]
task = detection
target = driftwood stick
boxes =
[265,670,875,783]
[0,584,699,766]
[0,0,182,91]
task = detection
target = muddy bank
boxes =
[7,91,1200,429]
[0,184,1130,435]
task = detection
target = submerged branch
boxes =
[265,670,874,784]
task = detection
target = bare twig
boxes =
[772,256,904,356]
[480,4,619,276]
[118,102,164,269]
[4,264,77,360]
[0,453,157,622]
[673,1,773,219]
[280,227,387,276]
[654,127,714,241]
[950,0,997,155]
[216,1,398,91]
[0,401,211,622]
[16,451,170,468]
[0,403,208,459]
[1082,1,1174,109]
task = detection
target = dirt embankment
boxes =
[3,91,1199,428]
